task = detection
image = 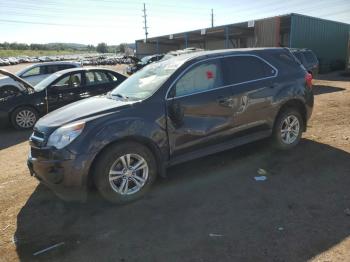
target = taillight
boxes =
[305,73,313,88]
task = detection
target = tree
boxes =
[118,43,126,53]
[96,42,108,53]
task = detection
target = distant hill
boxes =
[46,43,91,50]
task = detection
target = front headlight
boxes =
[47,121,85,149]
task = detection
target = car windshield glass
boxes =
[34,72,61,92]
[110,57,187,100]
[15,66,35,77]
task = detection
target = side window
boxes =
[107,72,119,82]
[175,61,222,97]
[53,73,81,90]
[46,65,75,74]
[85,71,110,86]
[222,56,276,85]
[57,64,76,71]
[46,65,59,74]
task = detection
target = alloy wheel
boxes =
[15,110,36,128]
[280,115,300,144]
[108,153,149,195]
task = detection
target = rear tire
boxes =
[272,108,304,150]
[11,106,38,130]
[93,142,157,204]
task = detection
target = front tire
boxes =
[11,106,38,130]
[272,108,304,150]
[93,142,157,204]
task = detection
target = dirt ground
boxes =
[0,63,349,262]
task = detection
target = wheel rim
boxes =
[108,154,149,195]
[16,109,36,128]
[280,115,300,144]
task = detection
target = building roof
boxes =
[136,13,349,43]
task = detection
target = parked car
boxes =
[0,58,11,66]
[290,48,319,76]
[27,48,314,204]
[0,68,126,129]
[0,62,82,92]
[163,47,204,60]
[126,54,164,75]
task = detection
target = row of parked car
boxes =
[1,47,316,205]
[0,53,139,66]
[81,55,139,66]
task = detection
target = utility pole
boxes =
[142,3,149,41]
[211,8,214,28]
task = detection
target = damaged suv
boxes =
[28,48,314,204]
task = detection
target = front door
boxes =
[166,59,235,157]
[46,72,82,111]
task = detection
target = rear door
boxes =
[166,59,235,156]
[46,72,82,111]
[81,70,115,98]
[221,55,278,135]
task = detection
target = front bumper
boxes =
[27,148,94,202]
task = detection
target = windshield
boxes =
[15,65,36,77]
[111,58,187,100]
[34,72,61,92]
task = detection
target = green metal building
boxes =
[135,13,350,73]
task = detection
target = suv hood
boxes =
[36,95,137,128]
[0,69,34,91]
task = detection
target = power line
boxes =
[0,18,116,28]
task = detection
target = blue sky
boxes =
[0,0,349,45]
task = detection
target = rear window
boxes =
[303,51,317,64]
[293,52,304,63]
[107,72,119,82]
[222,56,276,85]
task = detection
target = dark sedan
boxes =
[0,68,126,129]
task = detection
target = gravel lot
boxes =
[0,64,349,262]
